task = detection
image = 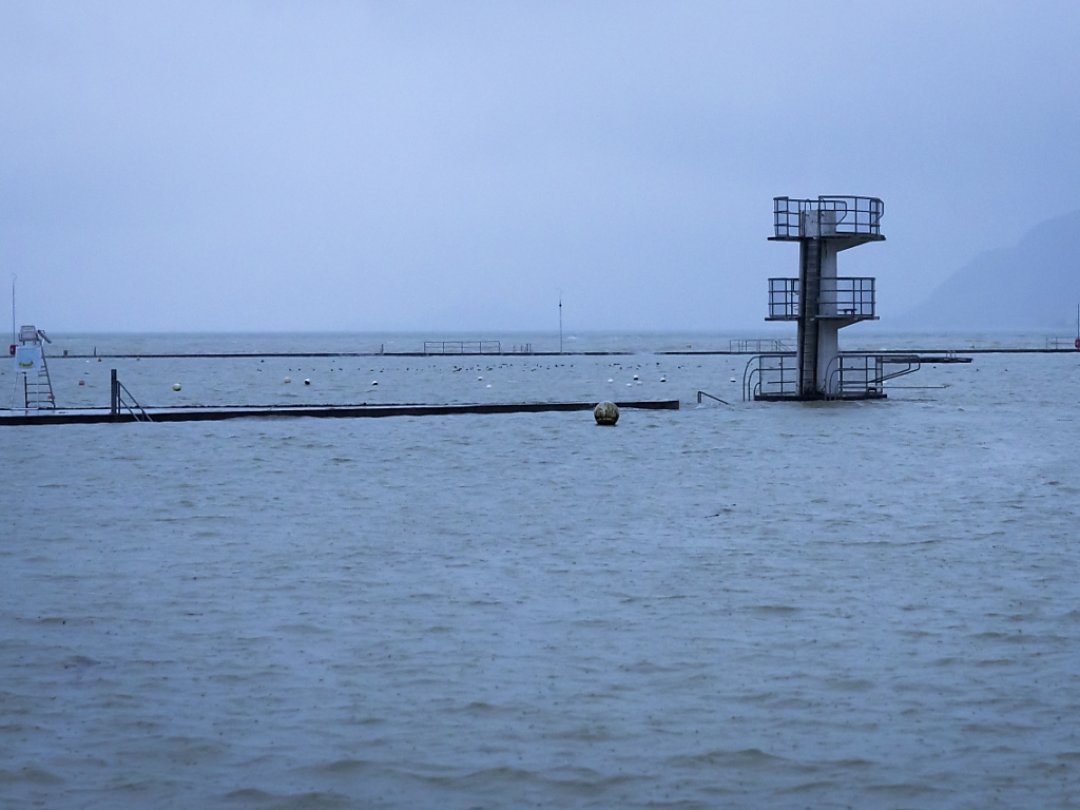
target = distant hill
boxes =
[901,209,1080,332]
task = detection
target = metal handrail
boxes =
[742,353,798,400]
[822,352,923,399]
[696,390,731,406]
[110,370,153,422]
[117,381,153,422]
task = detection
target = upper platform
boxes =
[770,195,885,244]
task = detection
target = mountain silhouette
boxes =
[901,209,1080,332]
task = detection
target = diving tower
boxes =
[746,195,910,401]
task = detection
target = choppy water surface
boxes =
[3,332,1080,808]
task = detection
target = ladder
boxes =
[13,325,57,409]
[798,238,821,396]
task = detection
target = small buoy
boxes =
[371,380,379,386]
[172,383,182,392]
[78,379,86,386]
[607,378,614,383]
[659,376,667,383]
[730,377,737,383]
[283,376,292,384]
[304,378,311,385]
[594,401,619,426]
[632,374,639,381]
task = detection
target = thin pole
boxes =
[557,293,565,354]
[11,274,16,346]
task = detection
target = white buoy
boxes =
[594,401,619,426]
[172,383,182,392]
[371,380,379,386]
[283,376,292,384]
[304,378,311,385]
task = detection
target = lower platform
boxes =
[753,391,887,402]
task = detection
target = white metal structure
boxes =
[11,324,56,409]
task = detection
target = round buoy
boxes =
[78,379,86,386]
[283,376,292,384]
[172,383,182,392]
[304,378,311,385]
[371,380,379,386]
[594,401,619,426]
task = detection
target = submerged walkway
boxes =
[0,399,680,426]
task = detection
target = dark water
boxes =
[3,332,1080,808]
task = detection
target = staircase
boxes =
[798,238,821,396]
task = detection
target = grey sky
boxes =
[3,1,1079,333]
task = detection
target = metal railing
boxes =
[111,370,153,422]
[424,340,502,355]
[768,278,800,319]
[767,277,876,320]
[823,353,920,398]
[728,338,794,353]
[743,351,921,400]
[696,390,732,406]
[773,196,884,239]
[1045,336,1080,350]
[742,353,799,400]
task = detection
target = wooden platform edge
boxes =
[0,399,681,426]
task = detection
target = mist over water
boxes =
[4,332,1080,808]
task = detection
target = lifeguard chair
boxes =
[11,325,56,409]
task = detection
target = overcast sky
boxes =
[3,1,1079,334]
